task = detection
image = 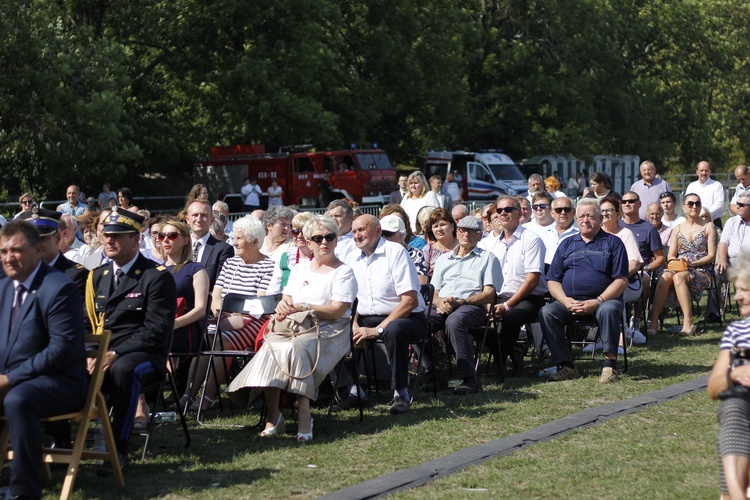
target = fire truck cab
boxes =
[193,144,397,210]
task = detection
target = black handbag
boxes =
[718,346,750,401]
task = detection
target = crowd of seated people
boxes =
[4,160,747,496]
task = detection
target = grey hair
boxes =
[738,192,750,204]
[303,215,339,240]
[576,197,601,216]
[234,216,266,245]
[212,200,229,212]
[729,252,750,286]
[263,205,297,227]
[528,173,543,184]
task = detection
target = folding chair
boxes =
[189,293,281,424]
[0,330,124,500]
[567,316,628,373]
[467,293,498,379]
[361,284,435,400]
[136,325,191,462]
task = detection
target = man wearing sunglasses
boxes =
[485,197,547,377]
[685,161,725,229]
[541,197,579,267]
[524,192,555,237]
[730,165,750,215]
[630,161,672,220]
[711,192,750,320]
[347,215,426,414]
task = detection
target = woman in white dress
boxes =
[401,171,439,232]
[228,215,357,442]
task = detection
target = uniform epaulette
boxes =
[75,264,85,270]
[156,265,167,271]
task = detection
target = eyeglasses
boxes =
[738,202,749,208]
[496,206,518,214]
[150,231,160,238]
[601,208,615,214]
[158,232,180,241]
[553,206,573,214]
[275,221,292,228]
[532,204,549,211]
[309,233,336,244]
[685,200,702,208]
[621,199,639,204]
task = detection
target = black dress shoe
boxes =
[331,394,365,412]
[706,313,722,324]
[453,378,483,395]
[97,452,129,477]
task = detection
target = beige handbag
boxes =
[266,310,320,380]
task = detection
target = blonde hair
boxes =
[405,171,430,199]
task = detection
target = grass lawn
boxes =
[30,304,733,499]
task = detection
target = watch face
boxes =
[377,327,384,334]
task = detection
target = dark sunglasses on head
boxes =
[685,200,702,208]
[738,202,749,208]
[496,206,518,214]
[659,192,675,199]
[621,198,639,204]
[553,206,573,214]
[532,204,549,211]
[158,232,180,241]
[309,233,337,244]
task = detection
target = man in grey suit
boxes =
[0,220,88,498]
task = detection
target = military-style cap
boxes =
[103,207,144,234]
[17,208,61,236]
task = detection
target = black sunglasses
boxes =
[532,204,549,211]
[496,206,518,214]
[621,198,640,204]
[291,229,304,237]
[685,200,702,208]
[738,202,749,208]
[158,232,180,241]
[553,206,573,214]
[309,233,337,244]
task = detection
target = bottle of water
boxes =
[154,411,178,424]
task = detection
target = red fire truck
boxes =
[193,144,398,210]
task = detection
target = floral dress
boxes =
[676,226,711,300]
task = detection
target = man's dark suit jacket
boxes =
[389,190,405,205]
[0,261,87,397]
[92,253,177,371]
[199,234,234,289]
[52,252,88,300]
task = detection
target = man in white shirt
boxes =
[685,161,725,229]
[442,172,462,204]
[710,192,750,319]
[344,215,426,415]
[325,199,357,260]
[526,174,544,205]
[523,192,555,239]
[240,177,262,213]
[541,196,579,267]
[730,164,750,215]
[485,197,547,377]
[58,214,92,264]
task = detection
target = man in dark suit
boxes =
[388,174,408,205]
[0,220,88,499]
[91,208,176,473]
[186,200,233,288]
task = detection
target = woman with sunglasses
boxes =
[266,212,315,295]
[648,193,717,336]
[228,215,356,442]
[140,215,166,264]
[659,191,686,228]
[181,216,276,412]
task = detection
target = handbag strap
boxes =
[266,316,321,380]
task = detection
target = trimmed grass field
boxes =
[31,306,732,499]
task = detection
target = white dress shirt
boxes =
[685,178,725,220]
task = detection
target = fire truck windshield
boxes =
[356,152,393,170]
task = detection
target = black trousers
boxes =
[358,313,427,391]
[101,351,163,455]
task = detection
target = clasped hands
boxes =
[563,297,599,316]
[436,296,461,315]
[352,325,380,348]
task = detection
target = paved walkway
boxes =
[320,376,708,499]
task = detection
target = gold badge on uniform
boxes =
[135,269,142,275]
[103,270,110,275]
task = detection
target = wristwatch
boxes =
[376,326,384,335]
[300,302,310,310]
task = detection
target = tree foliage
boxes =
[1,0,749,199]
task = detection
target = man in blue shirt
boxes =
[539,198,629,383]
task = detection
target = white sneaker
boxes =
[632,329,647,345]
[582,342,602,353]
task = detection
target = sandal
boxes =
[189,396,216,413]
[132,417,148,431]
